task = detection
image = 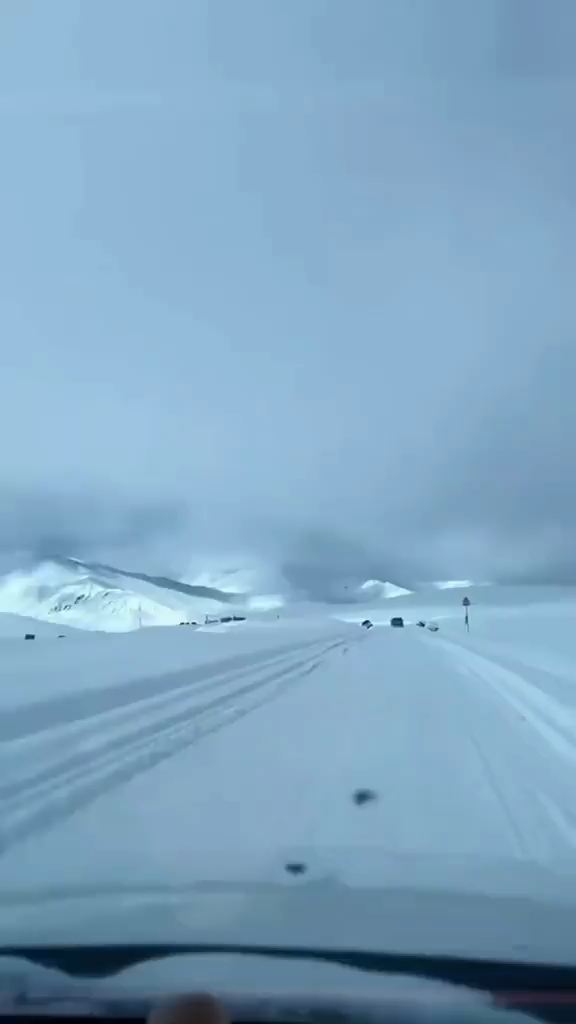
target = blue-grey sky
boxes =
[1,0,575,582]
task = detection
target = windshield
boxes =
[1,0,576,969]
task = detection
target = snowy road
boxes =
[2,616,576,896]
[0,631,349,856]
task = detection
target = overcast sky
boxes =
[1,0,575,584]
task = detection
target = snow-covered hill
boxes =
[2,555,409,633]
[0,554,489,634]
[357,579,412,600]
[0,557,242,632]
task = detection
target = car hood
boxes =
[2,851,576,966]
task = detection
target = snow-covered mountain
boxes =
[357,579,412,600]
[0,557,244,632]
[0,554,467,633]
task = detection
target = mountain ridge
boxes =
[0,553,483,633]
[0,557,239,632]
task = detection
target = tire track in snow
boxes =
[433,635,576,857]
[2,638,345,808]
[0,639,343,801]
[0,634,339,742]
[0,639,346,855]
[438,637,576,763]
[465,732,531,858]
[0,649,332,852]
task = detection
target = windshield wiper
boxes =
[3,944,576,991]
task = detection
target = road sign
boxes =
[462,596,471,607]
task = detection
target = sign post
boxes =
[462,596,471,632]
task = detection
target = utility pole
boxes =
[462,596,471,632]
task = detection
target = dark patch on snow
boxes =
[284,862,307,876]
[352,788,378,806]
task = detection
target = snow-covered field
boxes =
[2,584,576,956]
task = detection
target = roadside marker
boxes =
[462,595,471,632]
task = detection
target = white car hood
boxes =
[2,851,576,966]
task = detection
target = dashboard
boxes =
[2,945,576,1024]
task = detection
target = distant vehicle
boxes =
[361,619,374,629]
[417,620,426,628]
[427,623,440,632]
[24,633,35,640]
[390,617,404,628]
